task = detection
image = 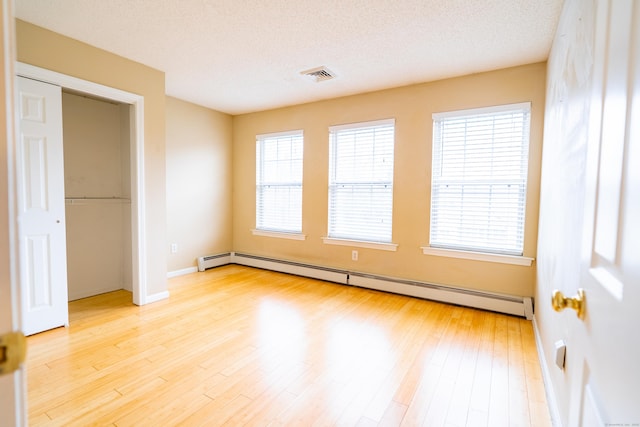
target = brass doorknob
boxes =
[551,288,585,319]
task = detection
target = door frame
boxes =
[1,1,26,425]
[16,62,148,306]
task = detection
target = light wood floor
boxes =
[26,265,551,426]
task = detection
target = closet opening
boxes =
[62,90,133,302]
[17,62,148,323]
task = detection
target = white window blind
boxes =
[328,119,395,243]
[430,103,531,255]
[256,130,303,233]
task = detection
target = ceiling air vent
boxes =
[301,66,336,82]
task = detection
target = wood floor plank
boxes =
[487,315,510,427]
[26,265,551,426]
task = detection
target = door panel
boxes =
[539,0,640,425]
[569,0,640,424]
[26,235,53,308]
[22,135,49,211]
[16,76,68,336]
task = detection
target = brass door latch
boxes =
[551,288,586,319]
[0,331,27,376]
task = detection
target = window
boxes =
[430,103,531,256]
[328,119,395,243]
[256,130,303,234]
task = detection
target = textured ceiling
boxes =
[15,0,563,115]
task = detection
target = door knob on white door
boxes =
[552,288,586,319]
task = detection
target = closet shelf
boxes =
[65,197,131,205]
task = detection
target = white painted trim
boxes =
[432,101,531,120]
[167,266,198,278]
[3,0,20,332]
[230,252,529,318]
[2,1,27,424]
[329,117,395,132]
[349,273,526,317]
[523,297,534,320]
[256,129,303,140]
[322,237,398,251]
[421,246,534,266]
[145,291,170,304]
[16,62,148,306]
[532,316,563,427]
[231,253,349,284]
[16,63,142,103]
[252,229,306,240]
[130,98,146,305]
[162,251,532,318]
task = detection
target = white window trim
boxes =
[429,102,531,256]
[256,129,304,139]
[421,246,534,266]
[432,102,532,120]
[328,117,395,133]
[328,118,396,244]
[252,229,306,241]
[323,237,398,252]
[256,129,304,234]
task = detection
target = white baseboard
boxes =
[167,266,198,278]
[231,252,348,284]
[533,316,562,426]
[226,252,531,318]
[349,273,529,318]
[144,290,170,304]
[194,251,533,318]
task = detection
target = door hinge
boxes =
[0,331,27,376]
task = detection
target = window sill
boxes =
[322,237,398,252]
[420,246,534,266]
[252,229,306,241]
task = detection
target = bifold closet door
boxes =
[16,76,69,336]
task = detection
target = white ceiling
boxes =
[15,0,563,115]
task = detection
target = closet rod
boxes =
[65,197,131,204]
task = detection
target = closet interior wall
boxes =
[62,91,132,301]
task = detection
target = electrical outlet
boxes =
[170,243,178,254]
[352,250,358,261]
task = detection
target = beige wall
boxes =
[15,21,545,298]
[165,97,233,272]
[233,63,546,297]
[16,20,168,297]
[62,92,132,300]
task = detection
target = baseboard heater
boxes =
[197,253,232,271]
[348,272,533,319]
[197,252,533,319]
[230,252,348,284]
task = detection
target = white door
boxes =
[16,76,69,336]
[564,0,640,424]
[1,1,27,424]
